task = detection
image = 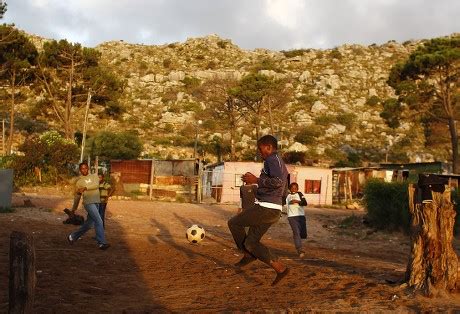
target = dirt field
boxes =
[1,192,460,313]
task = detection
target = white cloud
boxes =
[4,0,460,50]
[264,0,305,29]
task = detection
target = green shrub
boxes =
[294,126,322,145]
[183,76,201,90]
[282,151,306,164]
[297,94,318,105]
[281,49,308,58]
[363,179,410,232]
[315,114,336,126]
[329,48,342,60]
[163,58,172,68]
[217,40,228,49]
[366,95,381,106]
[336,112,356,129]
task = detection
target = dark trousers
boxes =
[228,204,281,264]
[288,215,307,252]
[98,202,107,228]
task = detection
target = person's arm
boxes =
[258,156,285,189]
[297,192,308,206]
[71,193,81,212]
[107,183,115,197]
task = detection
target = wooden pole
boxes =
[197,161,203,203]
[9,231,36,313]
[149,159,154,200]
[80,91,92,163]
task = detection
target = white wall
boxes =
[208,162,333,205]
[288,165,333,205]
[220,162,263,203]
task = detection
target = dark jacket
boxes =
[256,152,288,206]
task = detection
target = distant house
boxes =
[332,167,386,203]
[203,161,263,203]
[110,159,197,200]
[203,162,333,205]
[288,165,333,206]
[331,162,453,203]
[379,161,451,182]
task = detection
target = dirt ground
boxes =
[1,192,460,313]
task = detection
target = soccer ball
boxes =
[186,225,205,244]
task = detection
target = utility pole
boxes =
[80,90,92,163]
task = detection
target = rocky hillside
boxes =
[15,32,454,165]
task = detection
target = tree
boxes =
[86,131,142,160]
[0,25,38,155]
[13,130,79,184]
[34,40,123,139]
[384,36,460,172]
[197,78,243,160]
[229,73,292,141]
[0,1,6,19]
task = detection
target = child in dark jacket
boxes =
[285,182,308,258]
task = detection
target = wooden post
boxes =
[197,161,203,203]
[149,159,154,200]
[406,184,458,296]
[9,231,36,313]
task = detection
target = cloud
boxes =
[3,0,460,50]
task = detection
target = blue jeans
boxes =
[71,203,106,245]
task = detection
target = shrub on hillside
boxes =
[294,126,322,145]
[363,179,410,232]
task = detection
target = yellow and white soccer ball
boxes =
[186,225,205,244]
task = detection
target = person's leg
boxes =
[228,204,260,252]
[243,206,281,264]
[70,211,94,241]
[288,216,302,253]
[85,203,107,245]
[98,202,107,228]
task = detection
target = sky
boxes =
[3,0,459,50]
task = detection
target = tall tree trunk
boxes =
[268,97,274,134]
[448,117,458,173]
[64,59,74,139]
[230,127,236,161]
[6,70,15,155]
[406,183,458,296]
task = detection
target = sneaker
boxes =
[234,255,256,267]
[98,243,110,250]
[272,267,290,286]
[298,251,305,258]
[67,234,74,245]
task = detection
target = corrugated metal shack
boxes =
[110,159,197,201]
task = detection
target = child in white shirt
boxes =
[285,182,308,257]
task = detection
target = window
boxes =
[305,179,321,194]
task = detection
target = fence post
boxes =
[9,231,36,313]
[197,161,203,203]
[149,159,154,200]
